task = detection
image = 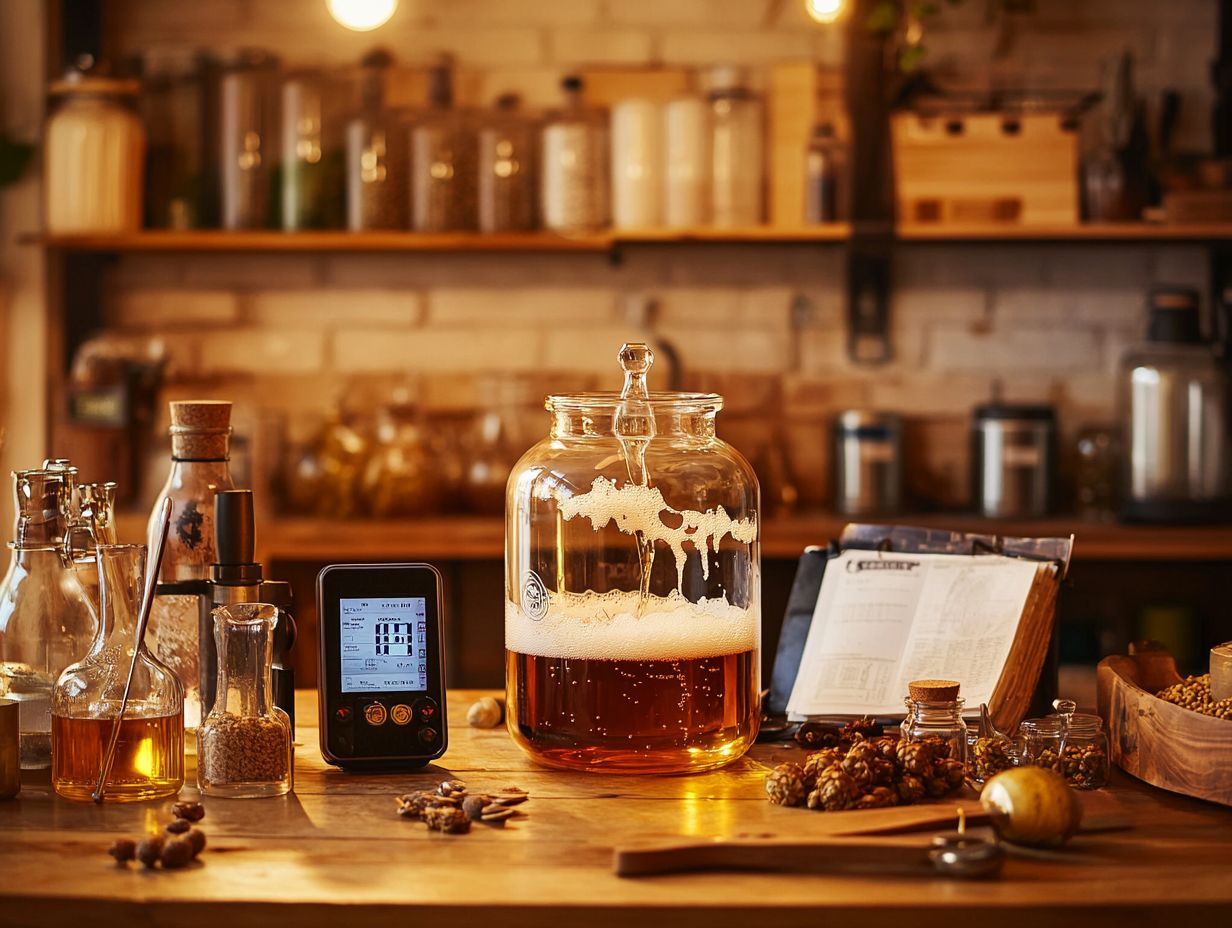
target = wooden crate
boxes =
[891,112,1079,226]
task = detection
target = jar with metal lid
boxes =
[972,403,1056,518]
[45,74,145,233]
[833,410,902,516]
[505,343,760,774]
[899,679,968,766]
[1016,713,1109,789]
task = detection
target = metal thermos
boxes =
[833,411,902,515]
[1121,288,1232,522]
[972,404,1056,518]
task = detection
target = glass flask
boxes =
[198,603,292,798]
[505,343,760,774]
[51,544,184,802]
[148,400,235,732]
[0,467,98,770]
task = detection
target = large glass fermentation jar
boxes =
[505,344,760,773]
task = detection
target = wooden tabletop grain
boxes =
[2,690,1230,928]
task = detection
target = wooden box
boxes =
[891,112,1079,226]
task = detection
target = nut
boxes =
[172,801,205,822]
[165,819,191,835]
[185,829,207,858]
[108,838,137,863]
[462,795,491,821]
[467,697,505,728]
[160,838,194,870]
[437,779,468,799]
[135,836,165,869]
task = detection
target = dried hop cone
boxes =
[807,766,862,812]
[936,757,965,790]
[921,734,952,761]
[803,749,845,788]
[765,762,808,807]
[869,757,897,786]
[853,786,898,810]
[841,755,873,789]
[895,739,935,777]
[872,736,899,762]
[896,773,927,804]
[842,717,885,742]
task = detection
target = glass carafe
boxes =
[0,468,98,770]
[52,544,184,802]
[198,603,292,798]
[505,343,760,773]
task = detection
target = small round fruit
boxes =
[980,766,1083,848]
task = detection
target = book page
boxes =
[785,549,1041,718]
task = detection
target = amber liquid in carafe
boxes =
[51,711,184,802]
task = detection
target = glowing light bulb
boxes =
[805,0,845,24]
[326,0,398,32]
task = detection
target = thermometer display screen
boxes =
[339,597,429,693]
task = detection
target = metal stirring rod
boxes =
[91,497,173,804]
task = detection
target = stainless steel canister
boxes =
[833,410,902,515]
[972,404,1056,518]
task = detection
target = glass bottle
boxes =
[280,68,349,230]
[477,94,537,233]
[198,603,292,798]
[51,544,184,802]
[505,343,760,774]
[0,467,98,769]
[805,122,847,223]
[218,48,278,230]
[410,56,476,232]
[540,74,609,233]
[707,66,763,227]
[900,681,968,766]
[148,400,235,732]
[345,49,409,231]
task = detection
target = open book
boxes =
[784,537,1065,733]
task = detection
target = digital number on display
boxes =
[339,597,429,693]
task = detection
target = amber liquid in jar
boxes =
[51,711,184,802]
[507,648,759,773]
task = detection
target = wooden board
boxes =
[1097,648,1232,807]
[3,690,1232,928]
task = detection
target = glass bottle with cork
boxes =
[0,465,98,770]
[148,400,235,732]
[51,543,184,802]
[900,678,968,765]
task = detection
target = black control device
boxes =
[317,563,447,769]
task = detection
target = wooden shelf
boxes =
[27,221,1232,254]
[114,510,1232,563]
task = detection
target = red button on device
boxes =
[335,706,353,723]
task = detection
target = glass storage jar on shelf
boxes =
[218,48,279,230]
[540,74,609,233]
[477,94,537,233]
[505,343,760,774]
[1017,713,1109,789]
[198,603,292,798]
[410,56,476,232]
[280,68,349,230]
[0,466,98,770]
[51,544,184,802]
[345,49,409,231]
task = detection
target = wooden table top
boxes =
[2,690,1231,928]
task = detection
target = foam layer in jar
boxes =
[505,589,758,661]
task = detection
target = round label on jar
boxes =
[521,571,548,621]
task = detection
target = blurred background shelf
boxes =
[114,511,1232,563]
[28,222,1232,254]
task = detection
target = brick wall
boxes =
[93,0,1218,509]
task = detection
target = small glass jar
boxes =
[198,603,292,798]
[966,729,1016,783]
[1017,714,1109,789]
[900,694,968,766]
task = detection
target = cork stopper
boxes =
[908,679,961,702]
[169,400,232,460]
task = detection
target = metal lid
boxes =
[835,409,901,431]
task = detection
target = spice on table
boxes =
[1157,674,1232,720]
[423,806,471,834]
[185,828,206,857]
[135,836,165,869]
[165,819,191,835]
[160,837,195,869]
[398,781,530,832]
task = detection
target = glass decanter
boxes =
[0,467,98,770]
[52,544,184,802]
[198,603,292,798]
